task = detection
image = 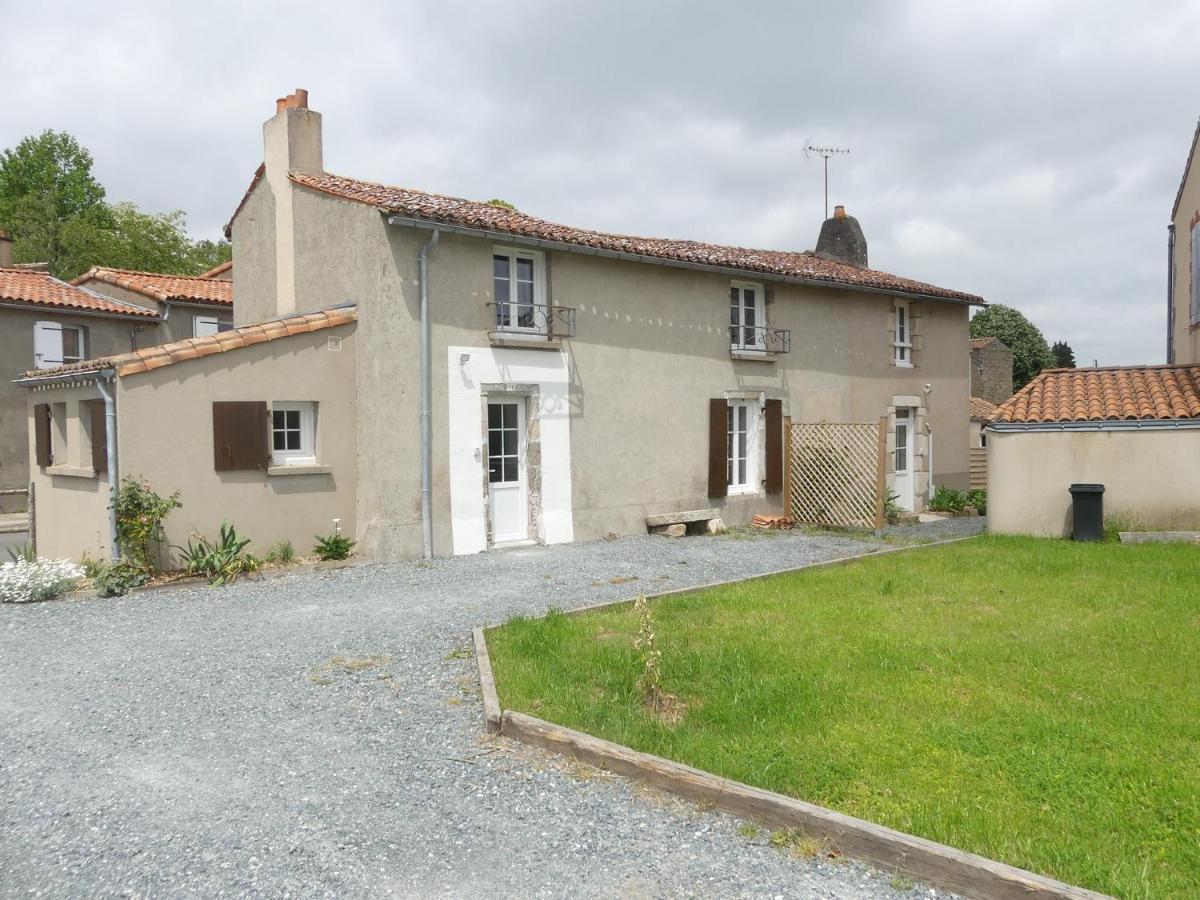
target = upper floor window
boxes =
[893,301,913,367]
[493,248,545,332]
[271,401,317,466]
[194,315,233,338]
[730,282,765,351]
[34,321,85,369]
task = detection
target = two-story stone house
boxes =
[20,91,982,563]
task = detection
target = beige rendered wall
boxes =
[2,308,146,508]
[1171,140,1200,364]
[80,280,233,344]
[987,427,1200,536]
[26,380,114,561]
[113,323,358,565]
[276,186,970,560]
[230,178,277,327]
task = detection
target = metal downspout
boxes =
[419,229,440,559]
[96,376,120,561]
[923,383,934,504]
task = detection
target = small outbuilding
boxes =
[986,364,1200,536]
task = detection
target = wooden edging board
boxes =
[474,535,1113,900]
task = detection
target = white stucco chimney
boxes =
[263,89,322,316]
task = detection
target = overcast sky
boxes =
[3,1,1197,364]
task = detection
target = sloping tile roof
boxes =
[283,171,983,304]
[969,396,998,419]
[1172,116,1200,221]
[200,260,233,279]
[17,305,355,382]
[969,336,997,349]
[0,267,158,318]
[72,266,233,307]
[989,365,1200,424]
[223,163,265,238]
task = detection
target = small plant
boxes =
[6,541,35,563]
[928,485,968,513]
[0,557,85,603]
[179,522,260,586]
[313,533,355,561]
[92,560,150,597]
[112,477,181,573]
[883,491,903,520]
[965,488,987,515]
[78,551,105,579]
[264,539,296,565]
[633,592,663,704]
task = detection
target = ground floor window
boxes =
[727,400,758,493]
[271,402,316,465]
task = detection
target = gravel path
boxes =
[1,523,979,898]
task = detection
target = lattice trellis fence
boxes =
[785,420,887,529]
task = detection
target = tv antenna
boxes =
[805,145,850,219]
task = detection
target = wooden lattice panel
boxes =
[787,422,882,528]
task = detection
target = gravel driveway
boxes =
[1,523,980,898]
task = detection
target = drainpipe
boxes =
[923,383,934,504]
[1167,223,1176,364]
[419,228,440,559]
[95,375,120,562]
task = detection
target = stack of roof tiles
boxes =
[0,267,157,318]
[989,365,1200,423]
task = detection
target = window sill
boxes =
[45,465,96,479]
[726,486,763,498]
[730,349,775,362]
[267,464,332,477]
[488,332,565,351]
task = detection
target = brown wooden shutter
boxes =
[764,399,783,494]
[34,404,52,467]
[88,400,108,473]
[708,398,727,499]
[212,401,269,471]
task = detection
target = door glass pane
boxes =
[488,457,502,483]
[493,255,510,327]
[488,404,501,428]
[488,429,502,456]
[502,404,515,428]
[503,458,518,482]
[895,424,908,471]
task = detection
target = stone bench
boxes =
[645,508,725,537]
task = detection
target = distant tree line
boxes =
[0,130,230,280]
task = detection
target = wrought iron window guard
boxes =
[488,303,576,339]
[730,325,791,354]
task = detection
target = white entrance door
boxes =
[487,398,527,543]
[894,408,915,511]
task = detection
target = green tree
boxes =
[1050,340,1076,369]
[58,203,230,279]
[0,130,105,273]
[970,304,1054,392]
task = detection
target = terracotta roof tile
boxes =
[969,397,997,419]
[72,266,233,307]
[968,337,996,350]
[0,267,158,318]
[17,305,355,382]
[989,365,1200,424]
[199,260,233,279]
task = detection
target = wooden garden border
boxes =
[473,537,1112,900]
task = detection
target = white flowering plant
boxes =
[0,557,85,604]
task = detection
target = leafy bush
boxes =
[313,532,355,561]
[112,477,181,573]
[965,489,987,515]
[928,485,968,513]
[179,523,260,586]
[0,557,84,603]
[264,539,296,565]
[91,560,150,597]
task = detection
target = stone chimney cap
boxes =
[814,206,868,268]
[275,89,310,113]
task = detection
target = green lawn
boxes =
[487,536,1200,898]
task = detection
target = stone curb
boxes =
[474,536,1112,900]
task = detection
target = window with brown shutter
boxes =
[87,400,108,474]
[764,399,783,494]
[34,403,52,467]
[212,401,269,471]
[708,398,727,499]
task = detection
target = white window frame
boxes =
[893,300,913,367]
[726,399,761,495]
[34,321,85,369]
[270,401,317,466]
[194,315,231,338]
[729,280,766,352]
[492,247,547,334]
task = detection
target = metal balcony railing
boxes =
[730,325,791,354]
[488,303,576,339]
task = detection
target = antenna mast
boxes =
[805,145,850,219]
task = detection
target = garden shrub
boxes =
[112,477,181,573]
[91,560,150,597]
[928,485,968,513]
[179,522,260,586]
[313,532,355,561]
[0,557,85,603]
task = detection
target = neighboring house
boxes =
[968,336,1014,403]
[986,365,1200,536]
[71,266,233,340]
[0,254,160,513]
[1169,118,1200,364]
[20,90,983,563]
[968,396,996,491]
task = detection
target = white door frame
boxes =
[893,407,915,511]
[486,396,528,544]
